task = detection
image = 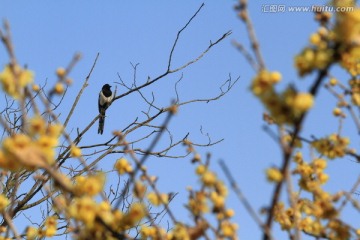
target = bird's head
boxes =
[103,84,112,90]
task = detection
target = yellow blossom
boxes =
[294,48,315,76]
[299,217,314,232]
[266,167,283,182]
[296,163,313,176]
[70,146,82,157]
[53,195,68,213]
[0,64,34,98]
[42,227,56,237]
[313,158,327,170]
[210,191,225,210]
[114,158,133,175]
[270,71,282,83]
[46,123,63,138]
[111,210,124,231]
[192,153,201,163]
[74,173,105,196]
[312,134,350,159]
[292,93,314,112]
[97,201,114,225]
[329,78,338,86]
[225,208,235,218]
[293,152,303,163]
[201,171,217,186]
[317,172,329,184]
[352,92,360,106]
[310,33,321,45]
[43,216,57,237]
[195,164,206,175]
[333,107,342,116]
[0,195,9,211]
[54,83,64,94]
[221,221,238,237]
[28,115,46,136]
[0,150,20,171]
[56,67,66,78]
[147,192,169,206]
[141,226,157,238]
[67,196,97,228]
[282,134,302,148]
[0,134,48,170]
[120,202,147,228]
[32,84,40,92]
[169,224,190,240]
[335,7,360,45]
[188,192,208,215]
[340,46,360,76]
[251,70,281,96]
[26,227,38,240]
[318,27,328,37]
[133,181,146,199]
[215,180,228,197]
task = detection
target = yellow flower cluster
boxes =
[311,134,350,159]
[294,1,360,77]
[26,227,38,239]
[147,192,169,206]
[133,180,147,199]
[26,216,58,239]
[42,216,58,237]
[0,64,34,99]
[282,134,302,148]
[251,69,315,125]
[273,202,296,230]
[73,173,105,197]
[114,157,133,175]
[140,225,167,239]
[64,195,147,239]
[260,86,314,124]
[274,200,332,235]
[340,46,360,76]
[294,19,335,76]
[0,116,62,171]
[334,2,360,45]
[273,150,352,238]
[186,158,237,238]
[293,153,329,192]
[188,191,209,216]
[334,1,360,76]
[348,78,360,106]
[168,224,190,240]
[278,192,350,238]
[251,70,282,96]
[295,47,334,76]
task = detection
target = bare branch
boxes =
[167,3,205,72]
[64,53,100,128]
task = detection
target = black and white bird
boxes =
[98,84,114,134]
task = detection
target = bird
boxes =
[98,84,114,134]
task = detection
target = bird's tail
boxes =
[98,115,105,134]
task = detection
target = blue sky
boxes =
[1,1,359,239]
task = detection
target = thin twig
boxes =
[167,3,205,72]
[64,53,99,128]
